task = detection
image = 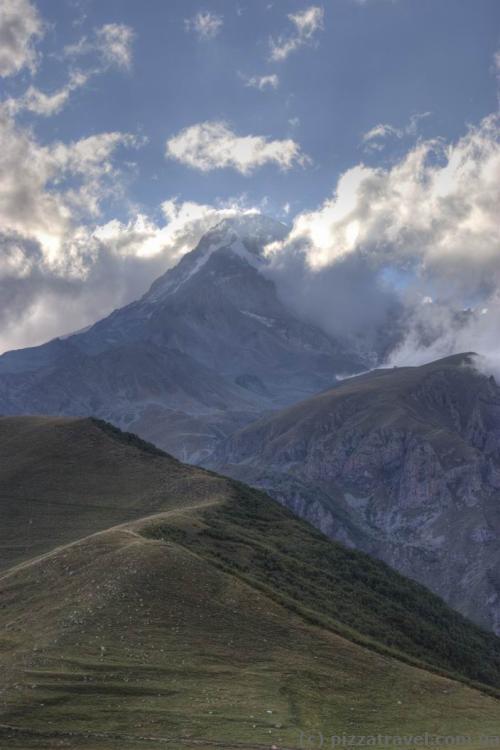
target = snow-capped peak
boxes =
[144,213,289,302]
[211,213,289,247]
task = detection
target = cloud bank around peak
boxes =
[269,113,499,283]
[3,102,499,369]
[165,121,309,175]
[0,1,265,354]
[1,0,498,380]
[265,111,500,370]
[0,191,261,354]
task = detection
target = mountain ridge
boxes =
[0,215,365,463]
[211,352,500,635]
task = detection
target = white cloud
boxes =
[0,0,43,77]
[0,90,151,353]
[6,71,90,117]
[94,200,259,261]
[271,113,499,273]
[266,112,500,363]
[362,112,431,151]
[6,22,135,120]
[0,103,141,265]
[0,6,255,354]
[385,299,500,374]
[63,22,134,70]
[165,121,309,175]
[362,123,400,149]
[269,6,324,62]
[0,3,134,118]
[184,11,223,40]
[0,197,261,353]
[241,73,279,90]
[96,23,134,69]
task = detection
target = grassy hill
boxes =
[0,416,499,749]
[0,415,225,570]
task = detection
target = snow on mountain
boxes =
[145,214,288,302]
[0,214,365,462]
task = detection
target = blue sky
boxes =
[11,0,500,219]
[0,0,499,361]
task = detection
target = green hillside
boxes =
[144,483,500,690]
[0,417,498,749]
[0,415,223,570]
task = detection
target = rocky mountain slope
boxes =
[0,215,363,463]
[1,416,499,748]
[212,353,500,635]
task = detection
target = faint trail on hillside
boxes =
[0,500,222,584]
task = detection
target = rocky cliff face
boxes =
[0,215,364,463]
[211,354,500,634]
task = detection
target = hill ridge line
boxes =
[0,499,222,584]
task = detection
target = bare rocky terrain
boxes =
[211,354,500,634]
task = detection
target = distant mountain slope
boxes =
[212,353,500,635]
[0,215,364,462]
[0,417,499,748]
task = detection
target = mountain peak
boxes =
[211,213,289,245]
[0,210,366,464]
[145,212,288,303]
[194,212,289,264]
